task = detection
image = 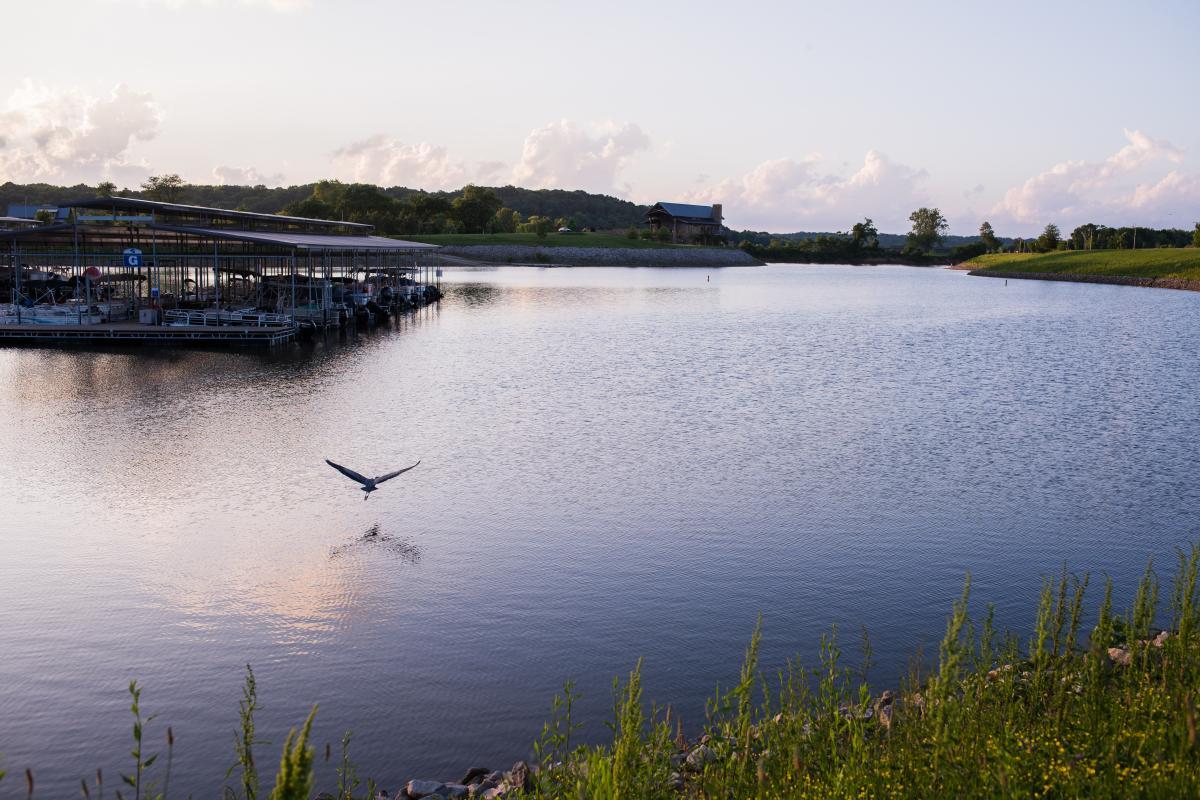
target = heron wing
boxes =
[375,460,421,484]
[326,459,370,485]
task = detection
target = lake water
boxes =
[2,264,1199,795]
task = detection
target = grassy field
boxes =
[967,248,1200,280]
[11,545,1200,799]
[397,232,682,249]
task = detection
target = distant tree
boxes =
[451,185,502,234]
[655,226,672,242]
[626,227,638,240]
[1070,223,1098,250]
[1036,223,1061,252]
[96,180,116,197]
[400,194,454,234]
[850,217,879,249]
[34,209,55,224]
[491,207,520,233]
[533,216,553,238]
[979,220,999,252]
[141,174,185,202]
[906,207,949,253]
[1193,222,1200,248]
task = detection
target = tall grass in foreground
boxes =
[527,544,1200,798]
[2,546,1198,798]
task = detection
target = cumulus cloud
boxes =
[0,82,159,184]
[992,129,1197,230]
[688,150,928,232]
[331,135,470,189]
[110,0,311,11]
[510,120,650,195]
[211,165,285,186]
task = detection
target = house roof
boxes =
[648,202,721,222]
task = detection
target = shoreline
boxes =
[968,268,1200,292]
[435,244,763,267]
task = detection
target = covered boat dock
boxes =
[0,197,442,345]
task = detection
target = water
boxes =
[1,264,1198,795]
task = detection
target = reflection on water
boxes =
[330,523,423,564]
[2,265,1199,795]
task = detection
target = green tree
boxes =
[491,207,521,233]
[141,174,185,202]
[850,217,879,249]
[626,227,638,240]
[1193,222,1200,248]
[906,207,949,253]
[450,185,502,233]
[1036,223,1061,252]
[979,220,998,252]
[34,209,55,224]
[96,181,116,197]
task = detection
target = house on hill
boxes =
[645,202,723,243]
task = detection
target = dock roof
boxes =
[150,225,438,252]
[62,196,373,234]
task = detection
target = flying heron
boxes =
[325,459,421,500]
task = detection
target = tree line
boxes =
[0,178,648,234]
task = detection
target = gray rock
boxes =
[461,767,490,786]
[508,761,532,792]
[685,744,716,771]
[1107,646,1132,666]
[442,785,469,799]
[668,771,684,790]
[480,788,506,800]
[1153,630,1171,647]
[405,780,446,799]
[468,780,498,798]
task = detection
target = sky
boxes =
[0,0,1198,235]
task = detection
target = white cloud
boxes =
[0,82,159,184]
[688,150,928,232]
[211,165,285,186]
[110,0,311,11]
[331,135,469,190]
[510,120,650,195]
[992,129,1197,230]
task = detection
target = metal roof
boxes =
[62,197,373,231]
[650,202,720,220]
[151,225,438,251]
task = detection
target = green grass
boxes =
[395,232,683,249]
[967,248,1200,280]
[6,545,1200,799]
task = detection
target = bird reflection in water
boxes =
[329,523,422,564]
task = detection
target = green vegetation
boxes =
[967,249,1200,281]
[399,232,682,249]
[5,546,1200,798]
[906,207,949,254]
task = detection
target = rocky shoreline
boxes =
[436,244,763,268]
[353,628,1175,799]
[967,269,1200,292]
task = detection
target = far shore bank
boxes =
[968,269,1200,292]
[963,249,1200,292]
[436,244,763,267]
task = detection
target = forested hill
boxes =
[0,181,648,231]
[732,229,1016,249]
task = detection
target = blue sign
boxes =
[150,287,160,300]
[123,247,143,268]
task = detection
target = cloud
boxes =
[992,129,1197,230]
[0,82,159,184]
[510,120,650,195]
[331,135,470,190]
[211,165,285,186]
[688,150,928,232]
[110,0,311,11]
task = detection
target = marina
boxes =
[0,197,445,346]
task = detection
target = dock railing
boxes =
[164,309,293,328]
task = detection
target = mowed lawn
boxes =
[968,249,1200,280]
[396,232,682,249]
